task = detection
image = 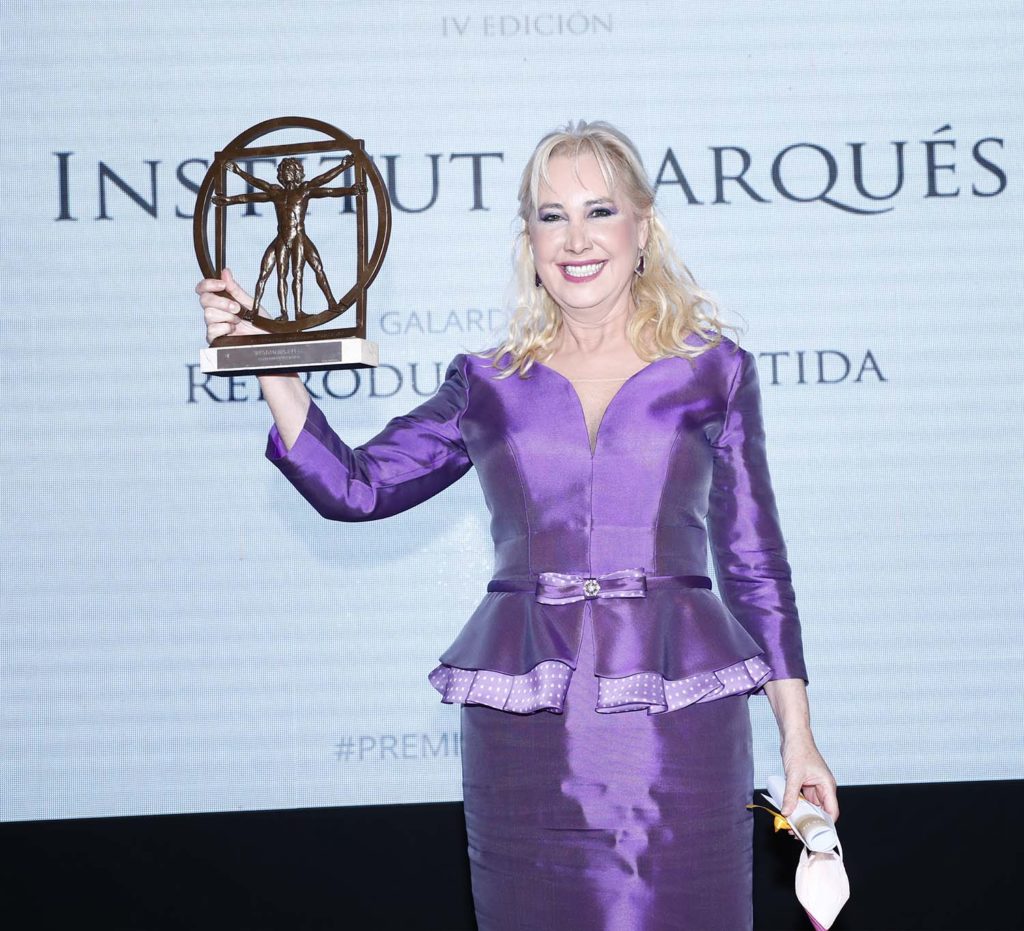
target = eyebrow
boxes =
[537,198,615,211]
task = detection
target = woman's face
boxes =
[528,152,649,320]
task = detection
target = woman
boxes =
[197,120,838,930]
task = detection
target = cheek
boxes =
[584,216,639,259]
[607,221,641,255]
[528,227,558,261]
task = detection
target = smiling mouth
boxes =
[559,261,606,282]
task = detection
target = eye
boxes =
[589,206,615,218]
[538,212,563,223]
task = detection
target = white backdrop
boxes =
[3,0,1022,822]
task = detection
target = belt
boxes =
[486,567,712,605]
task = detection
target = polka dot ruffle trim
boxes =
[427,654,772,715]
[428,660,571,714]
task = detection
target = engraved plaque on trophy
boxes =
[193,116,391,375]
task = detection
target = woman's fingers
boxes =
[781,774,803,819]
[195,270,253,311]
[779,746,840,824]
[231,318,269,337]
[220,267,255,311]
[206,321,236,341]
[200,292,243,315]
[204,305,239,325]
[788,776,840,824]
[195,276,226,295]
[196,270,267,344]
[205,315,267,344]
[814,783,840,823]
[196,280,242,315]
[801,776,839,822]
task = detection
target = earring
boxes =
[634,252,646,277]
[535,271,542,287]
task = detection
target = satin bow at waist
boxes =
[486,568,712,605]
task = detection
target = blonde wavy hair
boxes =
[485,120,740,377]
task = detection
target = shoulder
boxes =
[435,350,503,402]
[447,348,516,382]
[684,330,746,361]
[677,332,750,394]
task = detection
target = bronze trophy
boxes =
[194,116,391,375]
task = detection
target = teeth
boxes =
[563,262,604,278]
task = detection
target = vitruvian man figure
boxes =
[214,157,365,321]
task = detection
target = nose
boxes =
[564,217,591,254]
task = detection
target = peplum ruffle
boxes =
[428,653,771,715]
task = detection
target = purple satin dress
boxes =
[267,334,807,931]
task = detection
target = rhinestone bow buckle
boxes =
[535,568,648,605]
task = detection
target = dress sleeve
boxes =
[265,353,472,521]
[707,348,808,684]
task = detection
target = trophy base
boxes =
[200,337,378,376]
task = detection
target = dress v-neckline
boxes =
[532,356,671,458]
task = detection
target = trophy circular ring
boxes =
[193,116,392,339]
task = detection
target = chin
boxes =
[548,283,623,312]
[550,292,603,312]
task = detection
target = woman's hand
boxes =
[762,677,839,832]
[195,268,311,448]
[780,733,839,824]
[195,268,266,345]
